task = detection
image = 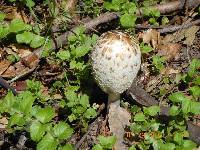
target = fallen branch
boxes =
[136,0,200,15]
[135,19,200,33]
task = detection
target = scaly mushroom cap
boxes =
[91,30,141,95]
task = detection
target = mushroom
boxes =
[91,30,141,106]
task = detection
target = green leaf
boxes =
[130,123,142,134]
[74,25,86,35]
[181,98,191,114]
[120,13,137,28]
[27,80,41,93]
[174,132,183,145]
[143,106,160,116]
[188,59,200,77]
[59,144,74,150]
[8,113,25,127]
[68,35,77,42]
[122,2,136,14]
[159,142,175,150]
[84,108,97,119]
[189,86,200,99]
[152,55,165,71]
[151,9,160,17]
[26,0,35,8]
[0,13,6,21]
[30,121,46,141]
[193,76,200,85]
[69,60,86,71]
[18,91,35,115]
[73,45,91,58]
[53,122,73,139]
[149,18,157,25]
[56,50,70,61]
[98,135,116,149]
[169,105,180,116]
[35,107,55,124]
[182,140,197,149]
[79,94,89,108]
[3,91,16,110]
[16,31,33,44]
[190,101,200,114]
[130,105,141,113]
[0,25,9,39]
[168,92,187,103]
[129,145,136,150]
[103,2,120,11]
[134,112,146,122]
[30,34,45,48]
[9,19,31,33]
[92,144,103,150]
[140,42,153,53]
[37,133,58,150]
[162,16,169,25]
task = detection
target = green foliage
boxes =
[0,18,46,49]
[93,135,116,150]
[152,55,166,72]
[140,42,153,53]
[65,89,97,125]
[104,0,137,28]
[0,80,75,150]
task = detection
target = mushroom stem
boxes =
[108,92,120,106]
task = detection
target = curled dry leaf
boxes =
[108,103,131,150]
[139,29,161,49]
[157,43,182,61]
[0,60,11,75]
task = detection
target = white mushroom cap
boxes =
[91,31,141,102]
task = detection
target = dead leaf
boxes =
[160,67,180,75]
[1,66,16,78]
[15,81,27,91]
[157,43,182,61]
[0,60,11,75]
[22,53,39,68]
[108,103,131,150]
[0,6,28,22]
[139,29,161,49]
[162,26,199,46]
[14,61,28,76]
[0,117,8,129]
[18,49,32,58]
[184,26,199,46]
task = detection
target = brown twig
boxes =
[158,19,200,33]
[138,0,200,15]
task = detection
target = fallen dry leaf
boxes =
[0,60,11,75]
[0,6,28,22]
[22,53,39,68]
[157,43,182,61]
[108,103,131,150]
[184,26,199,46]
[0,117,8,129]
[1,66,16,78]
[162,26,199,46]
[139,29,161,49]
